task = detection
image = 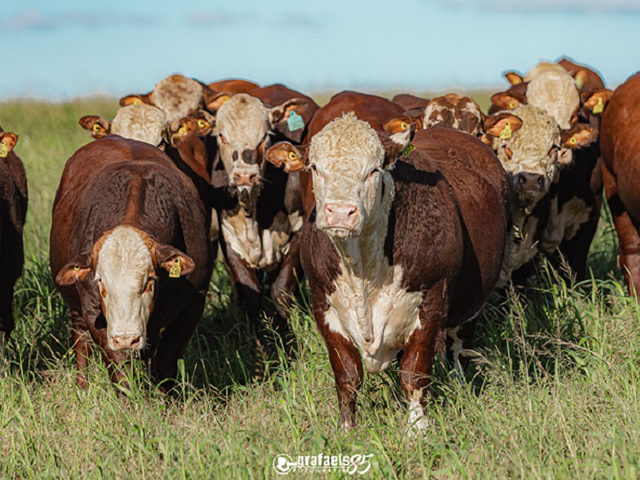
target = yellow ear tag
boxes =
[178,125,187,136]
[575,76,585,90]
[402,143,415,158]
[133,98,142,105]
[508,102,516,110]
[288,151,297,160]
[570,136,577,145]
[400,122,408,131]
[593,97,604,115]
[500,122,512,140]
[169,258,182,278]
[92,124,101,133]
[74,266,80,271]
[0,142,7,158]
[197,120,207,129]
[221,97,229,105]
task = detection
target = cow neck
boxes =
[328,173,396,347]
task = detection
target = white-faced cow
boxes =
[266,112,508,431]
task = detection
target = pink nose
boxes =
[233,172,259,186]
[111,335,141,350]
[323,203,359,229]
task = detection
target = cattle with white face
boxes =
[0,128,27,369]
[490,62,612,281]
[50,136,214,388]
[266,113,508,431]
[186,85,319,337]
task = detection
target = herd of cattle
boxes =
[1,57,640,430]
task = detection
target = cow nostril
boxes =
[518,174,527,187]
[249,173,258,184]
[537,176,545,187]
[347,207,357,217]
[129,336,141,348]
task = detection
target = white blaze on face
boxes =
[526,69,580,129]
[523,62,567,82]
[310,112,390,238]
[95,226,155,351]
[216,94,271,190]
[110,105,166,146]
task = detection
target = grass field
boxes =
[1,94,640,478]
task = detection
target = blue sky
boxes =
[1,0,639,99]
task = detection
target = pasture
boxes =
[1,94,640,478]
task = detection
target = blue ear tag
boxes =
[287,111,305,132]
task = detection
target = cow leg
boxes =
[400,283,448,432]
[70,310,92,389]
[325,332,363,431]
[151,295,205,389]
[222,246,262,334]
[270,233,302,341]
[0,278,17,375]
[445,314,479,384]
[603,162,640,294]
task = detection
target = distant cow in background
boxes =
[266,113,508,431]
[50,136,214,388]
[0,128,27,367]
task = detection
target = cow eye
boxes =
[367,168,381,180]
[310,163,317,172]
[144,275,157,293]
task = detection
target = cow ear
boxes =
[167,117,198,147]
[119,93,153,107]
[581,88,613,115]
[491,91,526,111]
[484,113,523,140]
[192,110,215,136]
[383,115,423,134]
[0,132,18,158]
[79,115,110,139]
[269,98,309,126]
[379,122,417,168]
[574,69,588,90]
[204,90,233,112]
[562,123,598,149]
[266,142,309,172]
[56,252,93,286]
[155,245,196,277]
[505,71,524,85]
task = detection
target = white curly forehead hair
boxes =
[309,112,385,173]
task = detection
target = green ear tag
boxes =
[287,111,305,132]
[593,97,604,115]
[402,143,415,158]
[169,258,182,278]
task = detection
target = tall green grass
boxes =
[1,97,639,478]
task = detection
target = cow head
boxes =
[0,132,19,158]
[79,105,167,146]
[207,93,308,202]
[486,105,595,216]
[55,226,195,352]
[385,94,484,137]
[267,112,414,238]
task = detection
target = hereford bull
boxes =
[266,113,508,431]
[0,128,27,368]
[601,72,640,295]
[50,136,214,388]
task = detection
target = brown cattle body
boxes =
[0,126,27,350]
[50,136,213,387]
[601,72,640,294]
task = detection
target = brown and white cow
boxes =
[50,136,214,388]
[490,63,611,281]
[190,85,319,336]
[601,72,640,295]
[0,128,27,368]
[266,113,508,431]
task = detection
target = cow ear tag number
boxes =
[287,111,305,132]
[500,122,512,140]
[593,97,604,115]
[402,143,415,158]
[169,258,182,278]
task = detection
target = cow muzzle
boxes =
[515,172,546,215]
[109,333,145,351]
[321,202,361,237]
